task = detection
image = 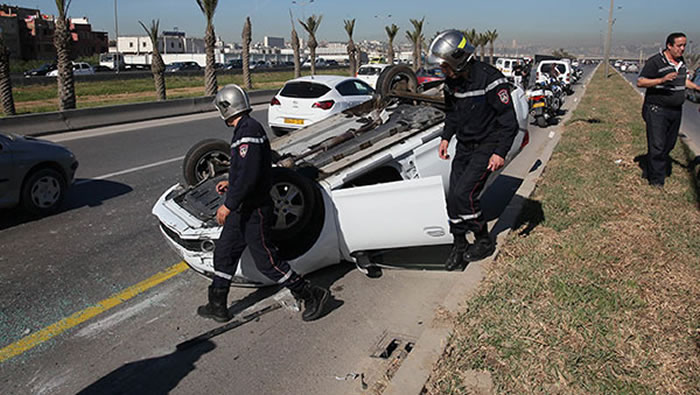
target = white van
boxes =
[496,58,519,78]
[536,60,573,89]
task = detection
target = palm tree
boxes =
[477,32,488,62]
[196,0,218,96]
[289,10,301,78]
[299,14,322,76]
[409,17,425,70]
[385,24,399,65]
[463,28,477,49]
[54,0,75,111]
[241,16,252,89]
[139,19,166,100]
[344,19,357,76]
[0,35,16,115]
[487,29,499,65]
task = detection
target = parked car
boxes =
[165,61,202,73]
[416,67,445,84]
[536,60,573,94]
[0,133,78,215]
[152,65,530,286]
[46,62,94,77]
[225,59,243,70]
[267,75,375,136]
[92,65,113,73]
[24,63,56,78]
[356,63,391,88]
[249,60,271,70]
[687,70,700,103]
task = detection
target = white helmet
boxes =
[213,84,251,120]
[428,30,475,72]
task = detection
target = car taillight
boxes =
[312,100,334,110]
[270,97,281,106]
[529,95,544,101]
[520,129,529,150]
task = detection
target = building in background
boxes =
[263,36,284,49]
[69,17,108,58]
[118,30,204,55]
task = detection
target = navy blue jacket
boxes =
[224,115,273,211]
[441,61,519,158]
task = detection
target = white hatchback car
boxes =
[268,75,375,136]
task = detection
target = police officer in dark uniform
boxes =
[428,30,519,271]
[197,84,329,322]
[637,32,700,188]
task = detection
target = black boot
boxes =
[292,282,329,322]
[197,285,231,323]
[463,235,495,262]
[445,234,468,271]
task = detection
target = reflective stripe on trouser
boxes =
[446,141,495,235]
[642,103,681,185]
[212,206,303,291]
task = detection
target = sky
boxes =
[12,0,700,49]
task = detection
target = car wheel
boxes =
[269,167,325,260]
[375,65,418,98]
[536,115,547,128]
[21,168,67,215]
[183,139,230,186]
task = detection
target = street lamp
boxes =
[114,0,120,73]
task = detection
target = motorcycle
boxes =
[527,75,565,128]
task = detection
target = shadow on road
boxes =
[0,179,132,231]
[77,340,215,395]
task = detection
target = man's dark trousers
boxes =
[446,141,495,236]
[643,103,682,185]
[212,205,303,291]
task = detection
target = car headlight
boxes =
[201,239,216,253]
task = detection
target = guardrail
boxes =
[0,89,277,137]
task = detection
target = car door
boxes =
[0,134,16,206]
[331,176,452,254]
[334,80,375,110]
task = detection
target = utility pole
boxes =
[603,0,614,77]
[114,0,120,73]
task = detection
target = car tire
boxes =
[269,167,325,260]
[183,139,231,186]
[536,115,547,128]
[375,65,418,98]
[21,167,67,215]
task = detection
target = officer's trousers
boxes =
[446,141,495,236]
[643,103,681,185]
[212,205,304,291]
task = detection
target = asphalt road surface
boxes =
[0,65,595,394]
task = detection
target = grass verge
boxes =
[9,68,350,114]
[424,67,700,393]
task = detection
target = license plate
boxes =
[532,102,545,109]
[284,118,304,125]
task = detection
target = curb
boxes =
[0,89,276,137]
[383,64,601,395]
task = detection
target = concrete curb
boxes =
[383,64,600,395]
[0,89,276,137]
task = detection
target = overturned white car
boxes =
[152,66,530,286]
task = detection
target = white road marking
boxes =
[75,156,184,185]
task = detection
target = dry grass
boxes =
[424,68,700,393]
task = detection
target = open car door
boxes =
[331,176,452,254]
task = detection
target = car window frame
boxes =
[335,79,375,96]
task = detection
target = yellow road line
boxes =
[0,261,189,363]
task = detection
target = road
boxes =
[0,65,595,394]
[619,69,700,153]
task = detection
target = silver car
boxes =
[0,133,78,214]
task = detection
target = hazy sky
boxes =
[14,0,700,48]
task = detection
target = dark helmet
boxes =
[428,30,475,72]
[213,84,251,121]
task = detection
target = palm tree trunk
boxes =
[204,22,217,96]
[0,41,15,116]
[346,40,356,76]
[489,42,495,65]
[241,17,252,89]
[387,39,394,65]
[152,50,166,100]
[291,28,301,78]
[309,36,317,76]
[54,16,75,111]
